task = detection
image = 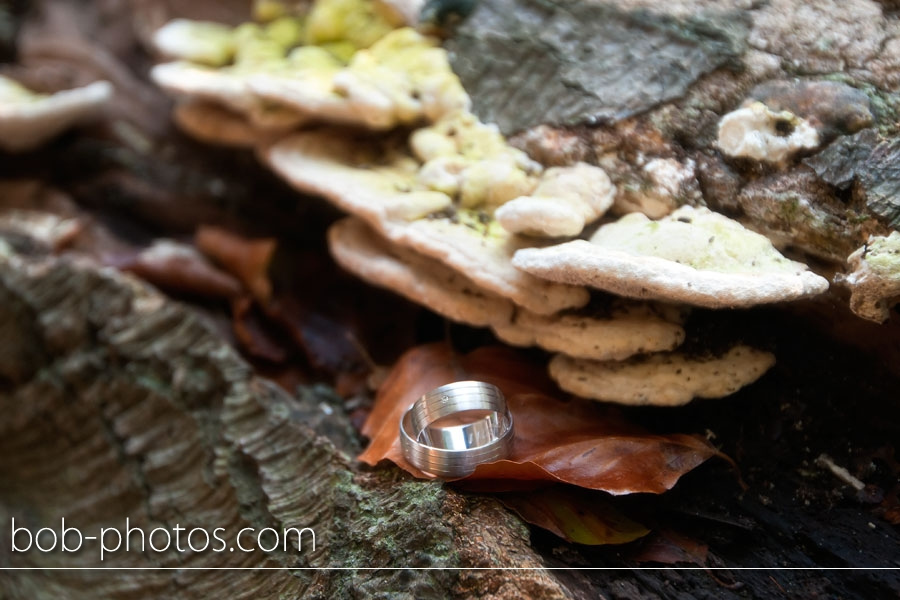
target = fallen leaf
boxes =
[359,344,723,494]
[498,486,650,545]
[195,225,276,304]
[630,528,709,565]
[264,295,369,375]
[231,296,290,363]
[118,239,243,299]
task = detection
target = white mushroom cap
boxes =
[495,162,615,237]
[549,345,776,406]
[263,129,589,315]
[513,206,829,309]
[844,231,900,323]
[492,303,685,361]
[247,49,396,129]
[717,101,819,163]
[328,217,515,326]
[173,101,280,148]
[328,217,684,361]
[392,216,590,314]
[152,19,236,66]
[151,62,308,130]
[261,128,451,222]
[0,77,113,152]
[249,28,469,130]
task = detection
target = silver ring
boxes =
[399,381,514,478]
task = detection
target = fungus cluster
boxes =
[843,232,900,323]
[149,0,835,406]
[717,101,820,163]
[151,1,465,137]
[0,75,112,152]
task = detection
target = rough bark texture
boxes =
[805,129,900,228]
[0,252,566,599]
[446,0,747,133]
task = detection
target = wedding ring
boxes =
[400,381,514,478]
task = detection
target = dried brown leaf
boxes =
[231,296,289,363]
[119,239,243,299]
[264,295,368,375]
[499,486,650,545]
[195,225,276,304]
[631,529,709,565]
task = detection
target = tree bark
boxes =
[0,251,567,599]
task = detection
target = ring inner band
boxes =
[399,381,514,478]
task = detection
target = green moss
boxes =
[133,373,173,397]
[778,196,801,224]
[326,470,457,596]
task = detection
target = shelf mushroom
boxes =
[328,216,686,361]
[513,205,829,309]
[844,231,900,323]
[263,114,592,315]
[549,345,776,406]
[0,76,112,152]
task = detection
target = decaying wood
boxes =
[0,252,567,599]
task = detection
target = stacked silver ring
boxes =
[400,381,514,478]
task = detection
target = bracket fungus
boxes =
[0,76,112,152]
[328,217,685,361]
[513,206,829,309]
[151,62,309,132]
[717,101,819,163]
[250,28,470,129]
[328,216,515,327]
[153,19,237,67]
[716,80,873,169]
[844,231,900,323]
[409,111,540,209]
[263,119,589,315]
[491,303,686,362]
[549,346,776,407]
[145,1,800,408]
[495,162,615,238]
[172,101,273,148]
[152,4,466,134]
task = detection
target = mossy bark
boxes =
[0,253,567,599]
